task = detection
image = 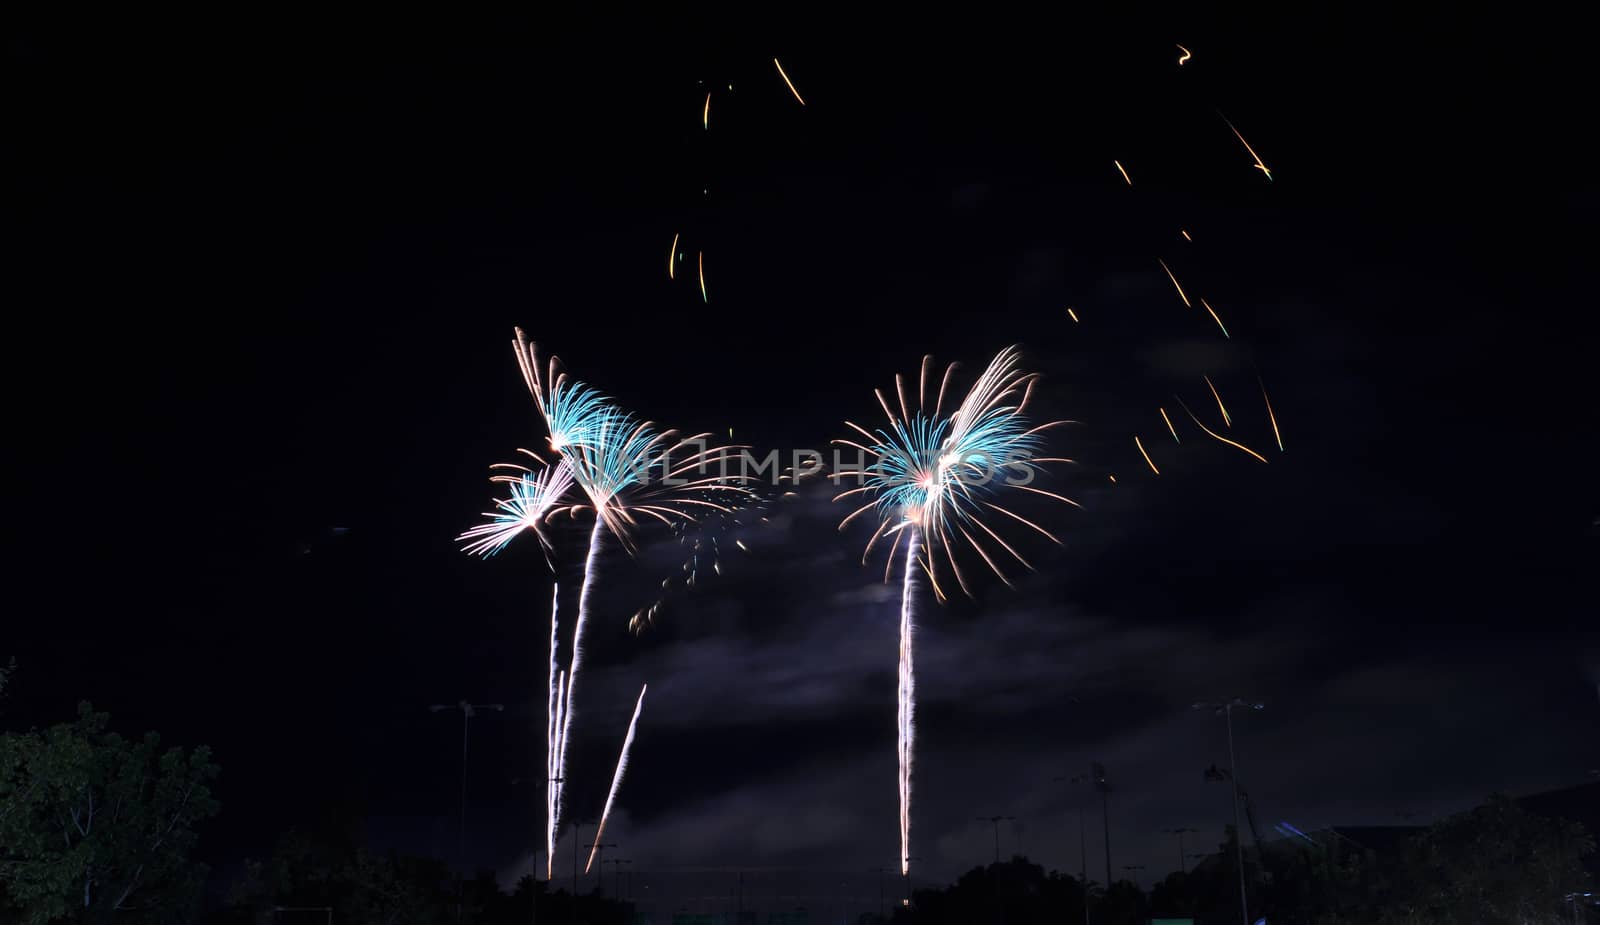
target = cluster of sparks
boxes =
[450,41,1295,885]
[666,59,807,303]
[1104,47,1285,478]
[835,347,1076,874]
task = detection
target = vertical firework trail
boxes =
[836,347,1073,882]
[546,583,561,877]
[898,527,919,875]
[556,518,607,832]
[585,684,648,873]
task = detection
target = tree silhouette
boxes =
[0,703,219,924]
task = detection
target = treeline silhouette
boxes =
[3,700,1594,924]
[882,798,1594,924]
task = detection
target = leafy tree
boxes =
[1382,794,1593,924]
[0,703,219,924]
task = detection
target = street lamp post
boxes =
[586,843,616,897]
[902,857,922,909]
[1056,775,1093,925]
[571,821,596,925]
[871,867,890,919]
[1122,866,1146,891]
[606,859,632,902]
[509,773,559,925]
[1090,763,1113,891]
[977,816,1017,866]
[1194,699,1263,925]
[429,701,504,922]
[1164,828,1197,875]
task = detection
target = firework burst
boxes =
[511,329,751,870]
[456,461,575,558]
[834,346,1075,876]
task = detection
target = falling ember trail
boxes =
[703,92,710,130]
[1136,436,1160,475]
[1157,259,1191,307]
[898,527,920,876]
[1204,375,1232,427]
[1067,307,1080,323]
[1114,160,1133,186]
[1160,407,1181,443]
[698,251,708,303]
[1201,299,1230,338]
[668,233,679,279]
[1179,398,1269,464]
[1220,113,1272,180]
[586,685,648,873]
[1181,229,1192,241]
[1260,378,1285,451]
[773,58,806,105]
[1177,44,1192,65]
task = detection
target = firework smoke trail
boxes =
[549,667,566,878]
[585,684,648,874]
[546,585,561,877]
[456,460,575,878]
[897,528,919,875]
[556,517,607,819]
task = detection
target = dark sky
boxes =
[5,5,1597,917]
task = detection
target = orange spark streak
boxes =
[668,233,679,279]
[1067,307,1080,323]
[1260,378,1284,451]
[1181,229,1192,241]
[698,251,707,302]
[1160,407,1180,443]
[1108,474,1117,483]
[1204,375,1232,426]
[1157,259,1191,307]
[1114,160,1132,185]
[703,92,710,130]
[1178,398,1268,463]
[1200,298,1230,338]
[1177,44,1192,65]
[1220,113,1271,180]
[773,58,806,105]
[1135,436,1160,475]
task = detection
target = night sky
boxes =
[6,6,1597,916]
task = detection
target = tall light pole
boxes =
[1164,828,1197,875]
[1121,866,1146,891]
[1194,699,1263,925]
[1056,775,1093,925]
[902,857,923,909]
[430,701,504,922]
[571,820,596,925]
[508,772,559,925]
[585,843,616,897]
[871,867,890,919]
[977,816,1016,866]
[1089,763,1113,890]
[606,859,631,902]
